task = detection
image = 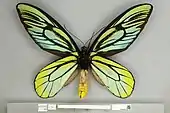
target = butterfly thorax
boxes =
[79,46,90,69]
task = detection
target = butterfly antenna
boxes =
[64,25,85,46]
[86,32,95,49]
[85,26,106,48]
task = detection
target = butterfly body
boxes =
[77,47,90,99]
[16,3,153,99]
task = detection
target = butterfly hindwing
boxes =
[34,55,78,98]
[91,55,134,98]
[16,3,80,56]
[89,3,153,56]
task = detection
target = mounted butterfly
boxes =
[16,3,153,99]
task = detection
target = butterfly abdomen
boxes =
[78,69,88,99]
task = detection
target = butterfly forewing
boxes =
[16,3,80,56]
[89,3,153,56]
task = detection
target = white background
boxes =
[0,0,170,113]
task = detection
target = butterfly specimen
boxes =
[16,3,153,99]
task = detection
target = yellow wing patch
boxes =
[115,4,152,26]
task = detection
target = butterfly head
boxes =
[81,46,88,52]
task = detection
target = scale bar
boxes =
[57,104,130,110]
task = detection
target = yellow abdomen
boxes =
[78,69,88,99]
